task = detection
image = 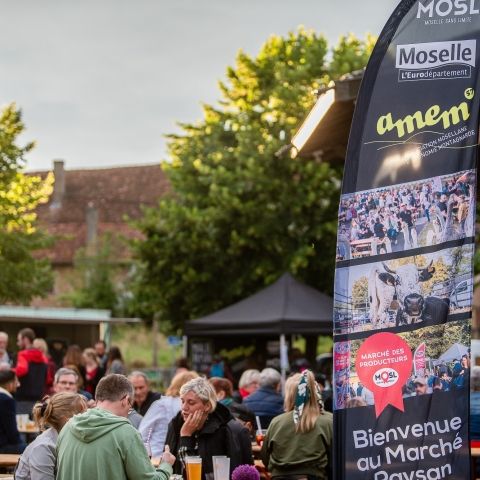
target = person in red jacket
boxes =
[14,328,48,414]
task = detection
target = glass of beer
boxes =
[185,456,202,480]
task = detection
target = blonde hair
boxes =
[284,372,322,434]
[180,377,217,412]
[33,338,49,355]
[238,369,260,389]
[166,371,199,397]
[83,348,99,366]
[33,392,87,432]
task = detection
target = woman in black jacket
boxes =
[165,377,252,480]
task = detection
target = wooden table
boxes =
[18,425,40,444]
[0,454,19,474]
[0,455,19,468]
[18,426,40,434]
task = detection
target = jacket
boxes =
[14,349,48,401]
[261,410,333,479]
[140,396,181,457]
[134,391,161,417]
[243,386,284,426]
[0,389,25,453]
[165,402,252,480]
[15,427,58,480]
[56,407,173,480]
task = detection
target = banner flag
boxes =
[333,1,478,479]
[413,342,426,376]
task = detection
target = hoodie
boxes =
[14,348,48,401]
[56,408,172,480]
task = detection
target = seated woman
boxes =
[261,370,333,480]
[15,392,87,480]
[165,377,252,480]
[0,369,26,454]
[139,370,199,457]
[209,377,238,408]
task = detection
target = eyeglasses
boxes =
[58,381,77,386]
[124,395,133,408]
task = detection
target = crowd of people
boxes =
[0,328,333,480]
[336,171,473,259]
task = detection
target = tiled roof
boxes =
[32,163,170,264]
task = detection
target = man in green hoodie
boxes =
[56,374,175,480]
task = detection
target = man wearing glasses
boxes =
[53,367,95,406]
[53,368,80,394]
[56,374,175,480]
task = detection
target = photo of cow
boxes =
[336,169,476,261]
[333,320,470,411]
[334,244,473,335]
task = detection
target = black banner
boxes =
[333,1,478,479]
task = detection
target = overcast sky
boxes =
[0,0,399,172]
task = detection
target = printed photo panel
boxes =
[334,243,473,336]
[336,169,475,262]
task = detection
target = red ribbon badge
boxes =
[355,332,412,418]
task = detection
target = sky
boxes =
[0,0,399,172]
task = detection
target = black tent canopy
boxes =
[184,273,333,336]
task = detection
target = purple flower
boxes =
[231,464,260,480]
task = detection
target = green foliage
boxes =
[329,34,376,79]
[64,234,123,313]
[132,30,374,330]
[0,104,53,303]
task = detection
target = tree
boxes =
[132,30,374,330]
[0,104,54,303]
[64,234,123,314]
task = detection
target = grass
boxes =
[111,323,182,368]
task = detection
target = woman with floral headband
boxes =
[261,370,333,480]
[15,392,87,480]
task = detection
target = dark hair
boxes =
[95,340,106,348]
[0,369,15,386]
[230,403,255,425]
[63,345,84,367]
[176,357,190,369]
[18,328,35,343]
[96,374,133,402]
[107,346,123,364]
[209,377,233,398]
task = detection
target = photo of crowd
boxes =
[334,321,470,410]
[334,245,473,335]
[336,169,476,261]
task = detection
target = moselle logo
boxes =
[377,88,473,138]
[417,0,480,19]
[373,368,399,388]
[396,40,475,81]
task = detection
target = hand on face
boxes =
[180,409,208,436]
